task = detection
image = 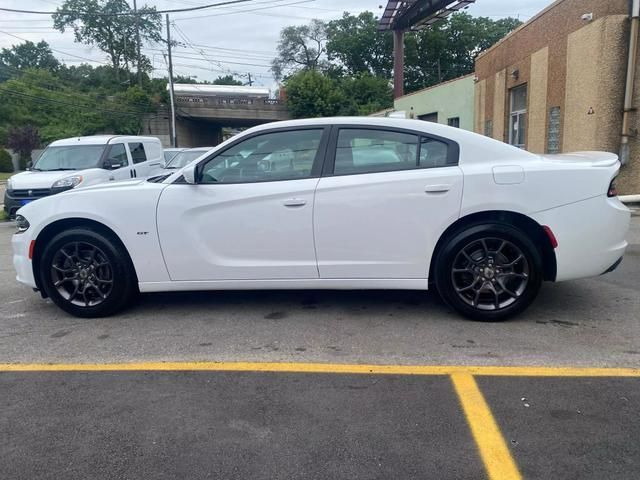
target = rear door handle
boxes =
[283,198,307,207]
[425,184,451,193]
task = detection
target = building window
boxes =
[447,117,460,128]
[418,112,438,123]
[547,106,561,154]
[509,85,527,148]
[484,120,493,137]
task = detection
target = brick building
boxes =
[474,0,640,194]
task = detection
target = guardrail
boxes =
[176,96,284,107]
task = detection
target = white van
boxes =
[4,135,163,217]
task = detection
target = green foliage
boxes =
[213,75,243,86]
[53,0,163,78]
[339,74,393,115]
[0,66,159,145]
[326,12,393,78]
[0,40,60,72]
[403,13,522,91]
[272,19,328,81]
[0,148,13,173]
[284,69,348,118]
[276,12,521,95]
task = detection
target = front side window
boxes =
[105,144,128,168]
[128,142,147,164]
[200,129,323,184]
[334,129,420,175]
[509,85,527,148]
[32,145,106,171]
[166,150,208,169]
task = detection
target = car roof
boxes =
[49,135,161,147]
[243,117,536,163]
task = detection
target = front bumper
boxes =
[4,189,53,218]
[12,232,37,289]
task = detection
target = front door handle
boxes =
[283,198,307,207]
[425,184,451,193]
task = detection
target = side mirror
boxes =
[183,164,197,184]
[102,159,122,170]
[26,160,33,171]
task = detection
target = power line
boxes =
[176,0,316,21]
[0,0,252,16]
[0,87,152,117]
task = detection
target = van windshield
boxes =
[32,145,106,171]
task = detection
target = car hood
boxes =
[8,170,80,190]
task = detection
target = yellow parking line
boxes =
[451,373,522,480]
[0,361,638,376]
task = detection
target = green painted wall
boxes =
[394,75,475,131]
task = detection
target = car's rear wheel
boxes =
[40,228,137,318]
[434,223,542,321]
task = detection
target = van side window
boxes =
[106,143,128,168]
[128,143,147,164]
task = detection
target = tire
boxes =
[39,228,137,318]
[434,223,543,322]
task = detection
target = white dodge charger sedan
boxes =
[12,118,631,321]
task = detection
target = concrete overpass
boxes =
[144,85,291,147]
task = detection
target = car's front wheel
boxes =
[434,223,543,321]
[40,228,137,318]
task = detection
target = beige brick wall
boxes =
[528,47,549,153]
[474,79,486,134]
[493,70,506,142]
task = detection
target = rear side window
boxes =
[334,129,419,175]
[105,143,128,167]
[419,137,450,168]
[128,142,147,164]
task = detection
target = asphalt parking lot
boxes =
[1,216,639,479]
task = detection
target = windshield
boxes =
[33,145,106,171]
[164,150,182,162]
[166,150,208,169]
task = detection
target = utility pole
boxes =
[166,14,177,148]
[246,72,253,86]
[133,0,142,87]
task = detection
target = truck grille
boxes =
[11,188,52,199]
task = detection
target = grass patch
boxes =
[0,210,7,222]
[0,172,14,181]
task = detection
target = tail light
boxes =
[607,178,618,197]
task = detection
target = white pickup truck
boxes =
[4,135,163,217]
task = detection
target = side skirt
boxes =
[138,278,430,293]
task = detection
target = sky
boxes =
[0,0,554,88]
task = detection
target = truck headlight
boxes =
[15,214,30,233]
[6,177,13,192]
[51,175,83,192]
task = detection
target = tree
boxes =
[326,12,393,78]
[284,69,352,118]
[404,13,521,91]
[7,125,40,167]
[0,41,60,72]
[272,19,328,81]
[339,74,393,115]
[53,0,163,80]
[213,75,243,86]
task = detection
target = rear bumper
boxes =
[531,195,630,282]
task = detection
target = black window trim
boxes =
[322,125,460,177]
[186,125,332,185]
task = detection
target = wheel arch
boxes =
[429,210,557,283]
[32,217,138,296]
